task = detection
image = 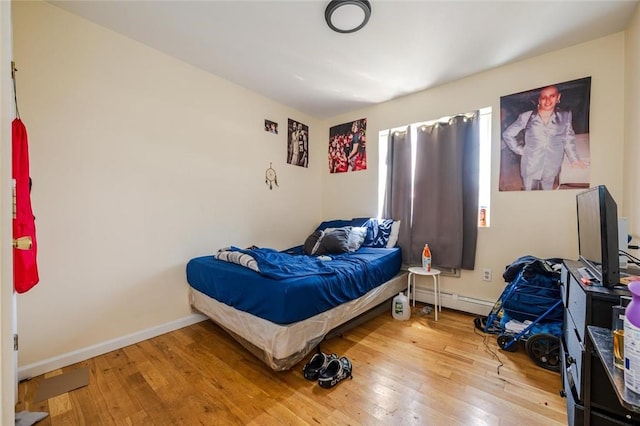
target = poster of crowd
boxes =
[328,118,367,173]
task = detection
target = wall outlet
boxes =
[482,268,492,282]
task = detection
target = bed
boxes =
[186,218,405,370]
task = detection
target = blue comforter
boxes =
[187,246,402,325]
[225,246,337,279]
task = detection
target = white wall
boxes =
[13,1,324,370]
[625,5,640,239]
[322,34,626,304]
[11,0,638,375]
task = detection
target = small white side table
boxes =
[407,267,442,321]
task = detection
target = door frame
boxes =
[1,1,17,424]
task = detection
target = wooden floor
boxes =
[16,305,567,425]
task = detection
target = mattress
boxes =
[186,247,402,325]
[189,272,407,370]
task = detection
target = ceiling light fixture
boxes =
[325,0,371,34]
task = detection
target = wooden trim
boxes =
[17,313,207,380]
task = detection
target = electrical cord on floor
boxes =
[620,249,640,267]
[473,322,504,375]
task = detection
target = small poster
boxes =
[329,118,367,173]
[264,119,278,134]
[287,119,308,168]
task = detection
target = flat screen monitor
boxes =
[576,185,620,287]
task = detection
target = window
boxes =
[478,107,491,226]
[378,107,491,226]
[378,108,491,269]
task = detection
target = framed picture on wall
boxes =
[328,118,367,173]
[287,119,308,168]
[499,77,591,191]
[264,119,278,134]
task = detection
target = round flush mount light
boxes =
[325,0,371,34]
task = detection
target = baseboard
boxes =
[18,292,493,380]
[18,313,208,381]
[414,287,494,316]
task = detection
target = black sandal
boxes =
[303,352,337,381]
[318,356,353,389]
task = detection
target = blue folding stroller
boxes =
[474,256,563,371]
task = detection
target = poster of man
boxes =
[499,77,591,191]
[287,119,308,168]
[328,118,367,173]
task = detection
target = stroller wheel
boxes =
[497,334,518,352]
[525,333,561,372]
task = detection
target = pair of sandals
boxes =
[302,352,353,388]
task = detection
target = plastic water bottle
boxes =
[392,292,410,320]
[624,281,640,393]
[422,244,432,271]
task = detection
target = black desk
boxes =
[587,326,640,413]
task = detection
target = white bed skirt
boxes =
[189,272,407,370]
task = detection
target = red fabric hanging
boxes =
[12,118,39,293]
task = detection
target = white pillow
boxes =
[386,220,401,248]
[347,227,367,252]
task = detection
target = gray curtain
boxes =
[382,127,412,261]
[412,113,480,269]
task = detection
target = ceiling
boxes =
[49,0,639,119]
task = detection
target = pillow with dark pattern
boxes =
[362,218,394,248]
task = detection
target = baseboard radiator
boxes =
[413,287,494,316]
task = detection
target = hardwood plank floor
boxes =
[16,305,567,425]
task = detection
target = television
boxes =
[576,185,620,287]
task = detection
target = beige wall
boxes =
[13,1,324,368]
[626,4,640,238]
[322,34,627,303]
[10,0,639,375]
